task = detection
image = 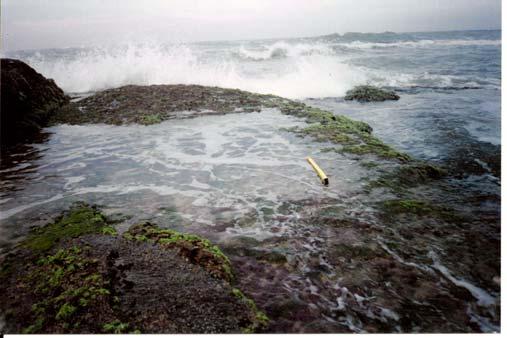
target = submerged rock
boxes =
[367,162,447,194]
[344,85,400,102]
[1,58,68,146]
[285,105,411,162]
[0,203,267,334]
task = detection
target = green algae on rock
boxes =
[344,85,400,102]
[231,288,269,333]
[380,199,464,223]
[124,222,234,282]
[0,204,266,334]
[284,106,410,162]
[49,85,267,126]
[22,203,114,252]
[367,162,448,195]
[21,246,118,333]
[139,113,162,125]
[102,320,132,334]
[395,162,448,181]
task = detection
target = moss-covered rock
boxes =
[368,162,447,194]
[344,85,400,102]
[124,222,233,282]
[21,246,118,333]
[22,203,115,252]
[139,114,162,125]
[231,288,269,333]
[380,199,464,223]
[340,137,411,162]
[285,106,410,162]
[396,162,448,181]
[0,204,265,334]
[49,85,266,126]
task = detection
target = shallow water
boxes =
[0,109,368,244]
[306,88,500,159]
[0,106,500,332]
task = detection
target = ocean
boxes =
[0,30,501,332]
[7,30,501,159]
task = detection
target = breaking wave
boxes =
[20,42,366,98]
[236,41,334,61]
[11,31,500,99]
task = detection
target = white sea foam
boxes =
[361,68,499,90]
[237,41,334,60]
[428,251,496,307]
[23,42,366,99]
[0,110,360,224]
[16,35,500,99]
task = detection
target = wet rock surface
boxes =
[0,84,500,333]
[445,134,501,178]
[223,195,499,333]
[1,59,68,147]
[0,204,265,334]
[344,85,400,102]
[50,84,269,125]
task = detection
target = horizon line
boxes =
[2,27,501,54]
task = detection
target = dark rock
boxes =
[1,58,68,146]
[0,204,267,333]
[49,85,268,126]
[344,85,400,102]
[446,139,501,178]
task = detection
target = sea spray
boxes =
[15,42,366,98]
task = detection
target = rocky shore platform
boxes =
[0,204,267,333]
[0,59,500,333]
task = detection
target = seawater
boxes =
[5,29,500,158]
[0,30,501,333]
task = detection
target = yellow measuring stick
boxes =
[306,157,329,185]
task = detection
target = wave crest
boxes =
[16,35,499,99]
[236,41,334,61]
[22,42,365,98]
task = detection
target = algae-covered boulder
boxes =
[344,85,400,102]
[0,204,267,334]
[1,58,68,146]
[49,84,267,126]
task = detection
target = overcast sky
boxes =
[1,0,502,51]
